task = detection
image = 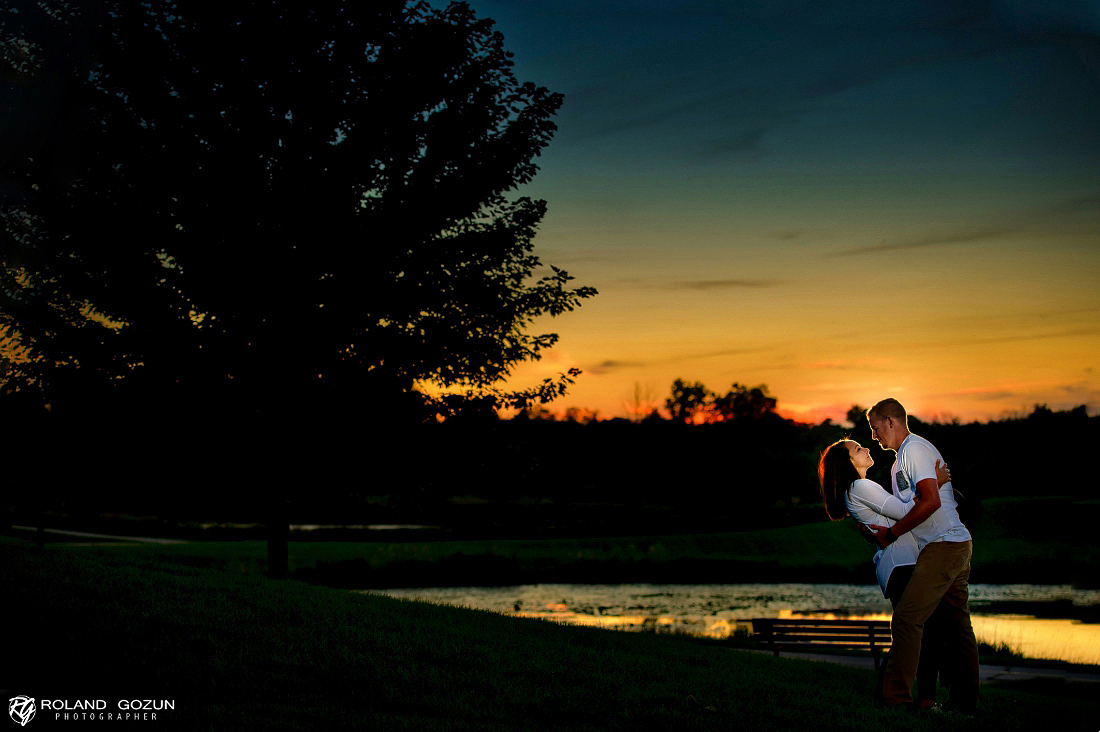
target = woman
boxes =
[818,439,951,708]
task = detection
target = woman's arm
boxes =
[855,460,949,522]
[849,479,913,522]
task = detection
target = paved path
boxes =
[732,648,1100,683]
[10,525,189,544]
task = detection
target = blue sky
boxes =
[451,0,1100,421]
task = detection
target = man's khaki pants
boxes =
[883,540,980,711]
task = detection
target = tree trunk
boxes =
[267,498,289,580]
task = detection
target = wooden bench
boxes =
[751,618,892,670]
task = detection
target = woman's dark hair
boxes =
[818,439,860,521]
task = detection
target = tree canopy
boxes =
[664,378,777,424]
[0,0,595,422]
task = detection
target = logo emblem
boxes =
[896,471,910,495]
[8,696,35,727]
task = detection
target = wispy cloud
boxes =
[796,358,898,372]
[674,279,783,290]
[586,359,645,375]
[970,390,1017,402]
[827,227,1013,257]
[932,384,1030,401]
[585,345,774,375]
[676,346,774,362]
[607,278,784,291]
[1059,382,1098,397]
[826,193,1100,257]
[931,304,1100,330]
[1049,194,1100,214]
[936,378,1100,409]
[928,326,1100,349]
[551,0,1100,164]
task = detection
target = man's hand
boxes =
[866,524,893,549]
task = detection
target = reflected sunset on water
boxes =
[374,583,1100,665]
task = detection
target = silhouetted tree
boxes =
[665,379,713,424]
[1027,404,1055,421]
[623,381,658,423]
[1,0,594,576]
[3,0,595,417]
[712,382,777,421]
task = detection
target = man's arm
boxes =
[868,478,940,548]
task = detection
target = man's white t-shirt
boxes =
[844,478,920,597]
[891,433,971,545]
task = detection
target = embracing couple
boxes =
[818,398,979,715]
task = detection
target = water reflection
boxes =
[367,583,1100,665]
[969,616,1099,665]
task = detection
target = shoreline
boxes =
[4,538,1098,730]
[296,554,1099,591]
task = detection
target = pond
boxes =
[365,583,1100,665]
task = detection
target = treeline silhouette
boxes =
[6,376,1092,538]
[396,399,1093,535]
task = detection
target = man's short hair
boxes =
[867,398,907,424]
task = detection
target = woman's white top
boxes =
[844,478,920,597]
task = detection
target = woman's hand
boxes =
[866,524,894,548]
[856,522,879,545]
[935,459,951,487]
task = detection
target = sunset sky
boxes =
[456,0,1100,423]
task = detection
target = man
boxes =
[866,398,979,714]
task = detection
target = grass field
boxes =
[8,496,1097,590]
[33,495,1086,588]
[2,535,1096,731]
